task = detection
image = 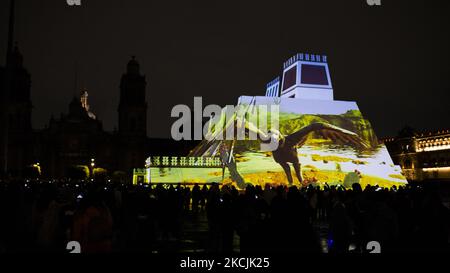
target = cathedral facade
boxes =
[1,49,151,180]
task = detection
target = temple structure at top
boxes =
[266,53,333,100]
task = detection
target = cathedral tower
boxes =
[118,56,147,137]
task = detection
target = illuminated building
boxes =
[265,77,280,97]
[382,127,450,181]
[280,53,333,100]
[149,53,407,188]
[266,54,332,100]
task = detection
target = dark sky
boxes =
[1,0,449,138]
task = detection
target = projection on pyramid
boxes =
[148,53,408,188]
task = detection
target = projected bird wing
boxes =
[188,139,224,157]
[285,122,371,149]
[188,115,268,157]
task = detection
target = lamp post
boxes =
[89,158,95,180]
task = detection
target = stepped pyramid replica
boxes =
[187,53,408,189]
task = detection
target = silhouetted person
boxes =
[329,190,352,253]
[72,190,113,253]
[192,184,201,214]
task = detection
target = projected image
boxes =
[146,156,225,183]
[149,167,225,183]
[190,96,408,189]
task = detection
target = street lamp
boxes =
[89,158,95,180]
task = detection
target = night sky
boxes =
[0,0,449,138]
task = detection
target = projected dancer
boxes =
[261,122,370,185]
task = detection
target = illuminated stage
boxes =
[141,53,407,188]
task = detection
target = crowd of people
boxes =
[0,178,449,253]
